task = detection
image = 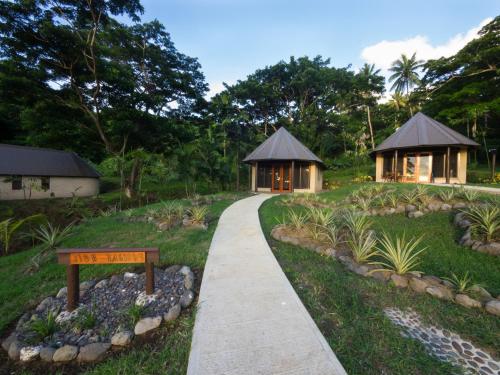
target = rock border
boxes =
[271,225,500,318]
[1,266,196,365]
[454,212,500,256]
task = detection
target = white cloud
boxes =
[206,81,231,99]
[361,17,492,93]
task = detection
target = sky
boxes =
[138,0,499,98]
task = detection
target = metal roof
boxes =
[0,144,101,178]
[373,112,479,153]
[243,127,324,165]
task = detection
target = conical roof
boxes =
[243,127,323,165]
[374,112,479,152]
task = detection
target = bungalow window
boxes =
[450,150,458,178]
[293,162,310,189]
[41,176,50,191]
[432,152,445,178]
[11,176,22,190]
[257,164,272,188]
[382,154,393,176]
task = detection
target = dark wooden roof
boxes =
[374,112,479,153]
[243,127,324,165]
[0,144,101,178]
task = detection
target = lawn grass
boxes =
[260,188,500,374]
[0,193,244,374]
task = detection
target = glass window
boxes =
[432,152,445,178]
[382,154,393,176]
[396,155,403,176]
[257,164,272,188]
[41,176,50,191]
[406,154,416,176]
[450,150,458,178]
[293,162,310,189]
[11,176,22,190]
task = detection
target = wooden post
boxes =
[394,150,398,182]
[291,161,295,192]
[446,147,451,184]
[145,262,154,295]
[66,264,79,312]
[254,162,258,192]
[491,149,497,181]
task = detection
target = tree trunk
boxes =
[125,158,141,199]
[366,106,375,150]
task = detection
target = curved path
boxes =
[187,194,346,375]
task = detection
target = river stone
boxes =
[36,297,54,312]
[164,304,181,322]
[184,271,195,290]
[441,203,452,211]
[40,346,56,362]
[56,287,67,298]
[77,343,111,362]
[165,265,182,274]
[453,202,467,209]
[179,265,191,276]
[485,300,500,316]
[470,285,493,301]
[426,285,454,301]
[2,333,16,352]
[80,280,96,291]
[180,290,195,308]
[477,243,500,256]
[408,211,424,218]
[405,204,416,212]
[428,203,442,211]
[455,294,482,309]
[395,205,406,213]
[111,330,134,346]
[422,275,443,286]
[409,277,430,293]
[53,345,79,362]
[391,274,409,288]
[352,264,369,276]
[8,341,21,360]
[370,269,392,282]
[134,316,162,335]
[20,346,41,362]
[124,272,138,281]
[94,279,108,289]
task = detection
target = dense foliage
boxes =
[0,2,498,190]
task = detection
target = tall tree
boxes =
[388,52,424,115]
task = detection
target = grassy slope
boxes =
[0,194,241,375]
[260,186,500,375]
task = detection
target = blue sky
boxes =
[139,0,499,96]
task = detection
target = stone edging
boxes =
[455,212,500,256]
[271,225,500,318]
[1,266,196,364]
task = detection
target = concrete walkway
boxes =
[433,183,500,195]
[187,194,346,375]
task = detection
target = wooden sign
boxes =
[69,251,146,265]
[57,248,159,311]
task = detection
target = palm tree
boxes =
[388,53,423,116]
[358,63,384,150]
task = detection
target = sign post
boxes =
[57,248,159,311]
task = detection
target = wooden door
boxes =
[271,163,292,192]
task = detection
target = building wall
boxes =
[0,176,100,200]
[375,153,384,182]
[251,162,323,193]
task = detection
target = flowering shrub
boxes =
[352,175,373,183]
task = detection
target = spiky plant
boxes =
[307,223,325,241]
[373,195,386,208]
[188,206,208,223]
[373,232,427,275]
[356,197,373,211]
[385,193,399,208]
[401,190,419,205]
[343,210,372,240]
[460,188,479,202]
[442,272,482,294]
[415,185,428,196]
[462,205,500,242]
[438,189,455,203]
[34,222,74,251]
[30,309,59,341]
[0,214,45,254]
[307,207,335,227]
[323,224,341,248]
[347,231,378,263]
[287,209,309,230]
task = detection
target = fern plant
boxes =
[373,232,427,275]
[0,214,45,254]
[462,205,500,242]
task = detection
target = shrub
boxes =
[385,193,399,208]
[287,209,309,230]
[352,175,372,183]
[443,272,482,294]
[438,189,455,203]
[356,197,373,211]
[460,188,479,202]
[307,207,335,227]
[373,232,427,275]
[401,190,419,205]
[347,231,378,263]
[462,205,500,242]
[30,309,58,341]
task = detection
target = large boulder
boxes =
[77,343,111,362]
[455,294,482,309]
[20,346,41,362]
[426,285,454,301]
[53,345,79,362]
[111,331,134,347]
[485,300,500,316]
[134,316,162,335]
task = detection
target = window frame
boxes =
[11,175,22,190]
